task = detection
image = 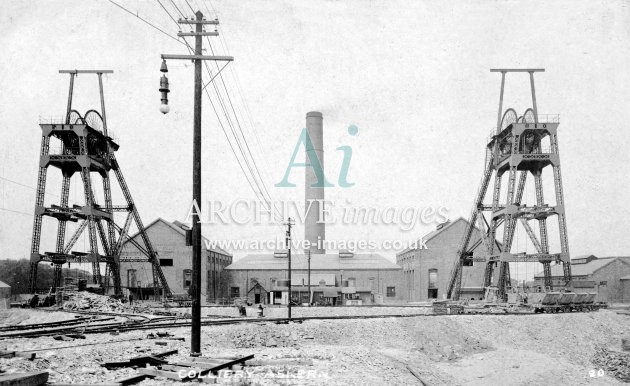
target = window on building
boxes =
[230,287,240,298]
[369,277,376,291]
[127,269,137,287]
[159,259,173,267]
[183,269,192,289]
[600,281,607,286]
[428,269,438,299]
[462,252,473,266]
[347,277,356,287]
[428,269,438,288]
[386,287,396,297]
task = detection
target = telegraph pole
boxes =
[307,249,311,306]
[160,10,233,356]
[285,218,294,319]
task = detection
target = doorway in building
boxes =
[254,294,261,304]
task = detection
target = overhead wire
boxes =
[183,0,275,209]
[163,1,284,225]
[199,0,284,226]
[108,0,186,46]
[158,2,264,201]
[201,0,277,189]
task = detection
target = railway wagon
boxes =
[529,291,601,313]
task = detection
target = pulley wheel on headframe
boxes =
[66,110,83,124]
[84,110,104,131]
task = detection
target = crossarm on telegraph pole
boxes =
[160,10,233,357]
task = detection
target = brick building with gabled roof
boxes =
[533,255,630,302]
[119,218,232,302]
[225,251,404,306]
[396,218,488,302]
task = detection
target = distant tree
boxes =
[0,259,89,294]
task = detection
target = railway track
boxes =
[0,316,109,332]
[0,309,580,339]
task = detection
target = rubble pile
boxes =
[592,347,630,382]
[62,292,130,313]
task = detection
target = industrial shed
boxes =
[0,280,11,309]
[533,256,630,302]
[226,252,404,305]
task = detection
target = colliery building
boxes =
[532,255,630,302]
[224,111,404,306]
[119,218,232,301]
[396,218,487,302]
[225,251,404,305]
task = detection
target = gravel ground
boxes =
[0,309,628,385]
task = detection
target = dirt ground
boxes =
[0,309,77,326]
[0,308,628,385]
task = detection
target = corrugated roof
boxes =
[534,257,630,278]
[226,253,401,271]
[0,280,10,288]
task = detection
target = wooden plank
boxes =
[103,349,176,369]
[248,358,313,366]
[137,368,183,381]
[102,361,130,370]
[153,349,178,358]
[161,364,204,373]
[129,356,166,367]
[112,373,150,385]
[187,356,239,363]
[198,354,255,376]
[179,359,227,367]
[0,371,49,386]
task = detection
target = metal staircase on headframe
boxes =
[447,68,571,301]
[27,69,172,298]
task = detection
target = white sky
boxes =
[1,0,629,279]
